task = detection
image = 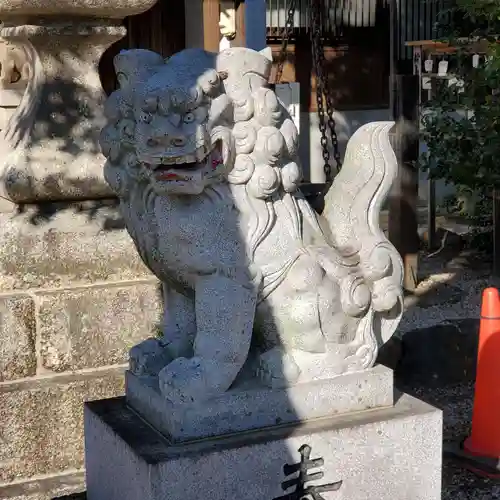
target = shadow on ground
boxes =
[381,319,498,500]
[377,223,500,499]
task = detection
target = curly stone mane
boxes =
[100,47,404,386]
[101,47,308,289]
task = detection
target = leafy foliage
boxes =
[420,0,500,201]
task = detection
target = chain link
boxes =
[274,0,298,85]
[309,0,342,188]
[318,38,342,177]
[274,0,342,192]
[309,1,331,185]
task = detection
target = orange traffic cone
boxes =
[445,287,500,478]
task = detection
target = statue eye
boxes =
[184,112,195,124]
[139,112,152,124]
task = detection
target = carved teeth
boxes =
[150,144,216,168]
[178,155,194,164]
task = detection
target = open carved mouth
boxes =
[143,141,224,183]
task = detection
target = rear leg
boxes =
[256,255,340,386]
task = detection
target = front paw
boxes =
[158,356,212,405]
[129,338,173,377]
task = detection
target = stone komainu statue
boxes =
[100,46,403,404]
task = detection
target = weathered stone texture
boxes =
[0,294,36,381]
[0,203,151,291]
[0,470,85,500]
[3,493,85,500]
[0,371,125,483]
[38,283,161,372]
[1,490,84,500]
[85,395,442,500]
[0,200,160,498]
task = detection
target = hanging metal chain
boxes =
[273,0,342,194]
[274,0,298,84]
[318,30,342,178]
[308,0,342,188]
[309,2,331,186]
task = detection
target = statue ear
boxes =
[259,47,273,62]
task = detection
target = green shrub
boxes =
[420,0,500,222]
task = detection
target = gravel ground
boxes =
[401,382,500,499]
[391,246,500,499]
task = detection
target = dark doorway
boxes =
[99,0,186,95]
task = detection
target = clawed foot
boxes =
[129,338,173,377]
[343,343,378,371]
[158,356,216,405]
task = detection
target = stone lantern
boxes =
[0,38,29,131]
[0,0,158,204]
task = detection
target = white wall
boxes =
[299,109,391,182]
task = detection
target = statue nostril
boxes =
[172,137,186,147]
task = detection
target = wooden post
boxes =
[427,177,436,250]
[231,0,267,50]
[388,75,420,292]
[232,0,246,47]
[202,0,221,51]
[389,0,398,110]
[244,0,267,50]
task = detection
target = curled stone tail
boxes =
[323,121,404,351]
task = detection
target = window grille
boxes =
[266,0,449,60]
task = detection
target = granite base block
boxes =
[84,394,443,500]
[125,364,394,441]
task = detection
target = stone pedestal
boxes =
[85,368,443,500]
[126,365,394,441]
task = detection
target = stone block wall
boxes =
[0,202,161,500]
